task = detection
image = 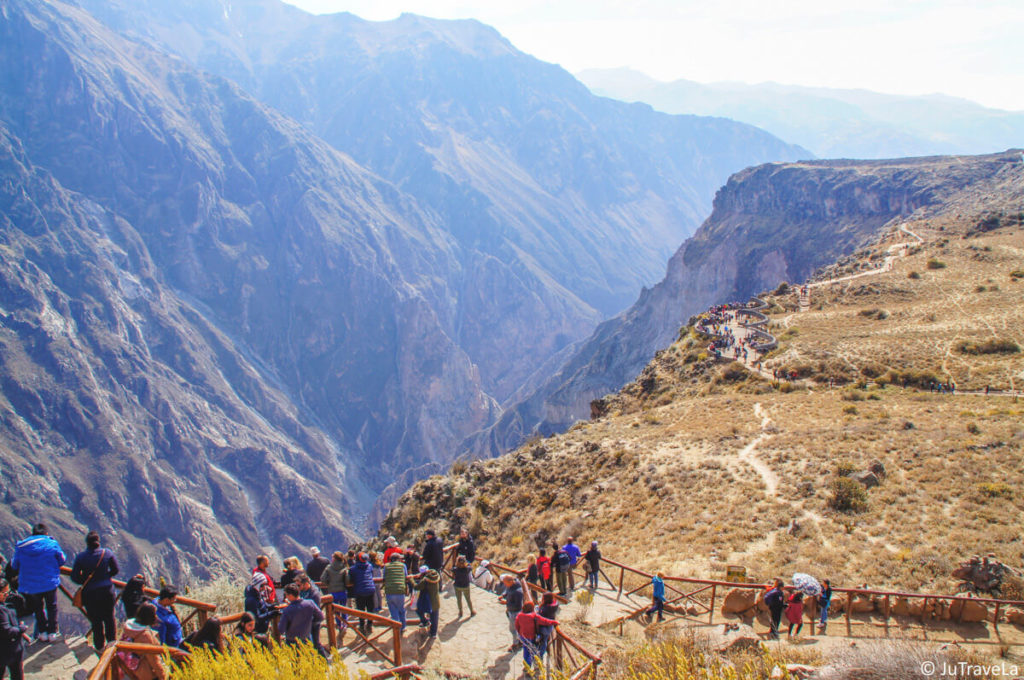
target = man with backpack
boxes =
[551,543,572,597]
[11,524,65,643]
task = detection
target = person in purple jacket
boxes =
[279,584,324,646]
[11,524,65,643]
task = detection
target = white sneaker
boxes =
[38,633,50,643]
[49,632,62,643]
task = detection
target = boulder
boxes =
[949,599,989,623]
[1005,607,1024,626]
[721,587,759,615]
[890,597,911,617]
[850,594,875,613]
[851,471,879,488]
[718,629,762,654]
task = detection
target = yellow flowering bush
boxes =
[169,640,355,680]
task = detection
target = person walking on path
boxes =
[279,584,324,647]
[552,543,571,597]
[350,553,376,635]
[305,548,329,583]
[764,579,786,640]
[70,531,120,651]
[583,542,601,590]
[0,578,28,680]
[11,523,65,643]
[118,603,166,680]
[536,550,552,593]
[498,575,524,651]
[456,529,476,566]
[452,556,475,618]
[785,591,804,638]
[562,538,582,593]
[416,568,441,638]
[383,553,409,630]
[817,579,832,634]
[646,572,666,622]
[154,586,184,648]
[515,601,557,670]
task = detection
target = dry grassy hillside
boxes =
[381,210,1024,597]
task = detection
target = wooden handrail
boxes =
[556,628,602,663]
[369,663,425,679]
[60,566,217,612]
[88,641,190,680]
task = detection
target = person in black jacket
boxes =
[305,548,329,583]
[0,578,27,680]
[121,574,148,620]
[422,530,444,581]
[70,532,119,651]
[764,578,786,640]
[456,529,476,565]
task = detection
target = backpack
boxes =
[555,550,571,571]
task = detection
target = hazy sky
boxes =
[283,0,1024,111]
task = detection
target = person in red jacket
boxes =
[536,549,552,593]
[785,591,804,638]
[514,602,557,669]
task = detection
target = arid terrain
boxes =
[383,208,1024,598]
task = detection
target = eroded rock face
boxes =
[478,151,1024,455]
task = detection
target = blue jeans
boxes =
[819,601,829,625]
[587,570,598,589]
[386,594,407,629]
[520,635,540,669]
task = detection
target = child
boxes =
[817,579,832,634]
[785,591,804,638]
[646,572,666,622]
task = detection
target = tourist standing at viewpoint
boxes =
[0,578,27,680]
[422,530,445,583]
[456,528,476,565]
[498,574,524,650]
[764,579,786,640]
[383,553,409,629]
[305,548,329,583]
[552,543,571,597]
[279,584,324,647]
[118,603,166,680]
[11,523,65,642]
[817,579,832,634]
[452,556,475,618]
[70,531,120,651]
[155,587,184,648]
[562,538,582,593]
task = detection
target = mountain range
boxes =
[0,0,804,578]
[578,68,1024,160]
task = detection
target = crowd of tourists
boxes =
[1,521,837,678]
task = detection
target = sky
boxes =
[283,0,1024,111]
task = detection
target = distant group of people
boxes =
[763,578,833,640]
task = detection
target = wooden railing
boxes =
[58,565,217,637]
[594,556,1024,642]
[87,641,190,680]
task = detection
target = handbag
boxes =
[72,550,108,609]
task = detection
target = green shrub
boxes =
[966,422,980,434]
[829,477,868,512]
[774,281,790,295]
[926,259,946,270]
[858,308,889,320]
[836,460,858,477]
[1011,270,1024,280]
[908,271,921,279]
[955,339,1020,355]
[977,482,1013,500]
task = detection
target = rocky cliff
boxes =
[75,0,809,403]
[475,150,1024,454]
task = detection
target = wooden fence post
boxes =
[617,567,624,597]
[326,603,337,649]
[708,585,716,625]
[393,623,403,668]
[845,593,852,636]
[883,595,890,637]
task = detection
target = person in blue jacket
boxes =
[154,586,184,648]
[0,578,28,680]
[562,538,582,593]
[645,572,666,622]
[11,524,65,643]
[349,553,376,635]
